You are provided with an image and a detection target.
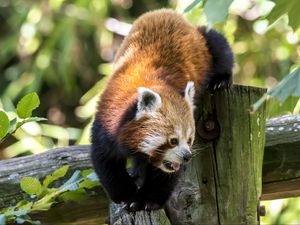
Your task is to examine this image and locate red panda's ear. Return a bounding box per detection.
[136,87,162,118]
[184,81,195,109]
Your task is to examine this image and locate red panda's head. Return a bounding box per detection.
[119,82,195,173]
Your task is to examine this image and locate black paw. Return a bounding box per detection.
[126,201,163,211]
[205,72,232,92]
[126,201,144,211]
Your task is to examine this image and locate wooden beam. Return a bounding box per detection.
[0,106,299,219]
[262,114,300,200]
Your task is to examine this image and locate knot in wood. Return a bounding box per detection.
[197,115,220,141]
[204,120,215,131]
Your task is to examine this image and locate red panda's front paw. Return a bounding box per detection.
[126,201,144,211]
[126,201,163,211]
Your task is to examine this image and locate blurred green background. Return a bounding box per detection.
[0,0,299,224]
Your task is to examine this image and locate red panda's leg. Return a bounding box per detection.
[128,165,181,211]
[91,120,137,203]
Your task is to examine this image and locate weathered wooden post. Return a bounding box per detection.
[110,85,267,225]
[166,85,267,225]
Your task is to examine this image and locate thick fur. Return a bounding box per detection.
[91,9,233,211]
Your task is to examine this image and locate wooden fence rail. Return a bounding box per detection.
[0,86,299,225]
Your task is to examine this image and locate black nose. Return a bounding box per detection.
[183,150,192,162]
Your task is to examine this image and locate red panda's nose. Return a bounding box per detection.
[183,149,192,162]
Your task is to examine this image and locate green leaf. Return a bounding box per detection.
[86,172,99,182]
[43,165,70,188]
[204,0,234,25]
[252,67,300,112]
[0,214,6,225]
[267,67,300,101]
[266,0,300,31]
[31,202,54,211]
[16,201,33,211]
[20,177,42,195]
[183,0,202,13]
[0,111,9,139]
[16,93,40,119]
[59,189,87,202]
[81,168,94,177]
[59,170,82,191]
[7,118,17,133]
[78,179,99,189]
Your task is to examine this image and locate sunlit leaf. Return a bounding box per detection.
[20,177,42,195]
[0,111,9,139]
[204,0,234,25]
[43,165,70,188]
[183,0,202,13]
[16,93,40,119]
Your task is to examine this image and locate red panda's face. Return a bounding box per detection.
[119,82,195,173]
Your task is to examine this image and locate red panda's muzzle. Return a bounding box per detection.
[162,160,181,172]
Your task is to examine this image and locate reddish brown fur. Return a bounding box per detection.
[97,9,211,137]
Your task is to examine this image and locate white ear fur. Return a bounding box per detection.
[136,87,161,119]
[184,81,195,109]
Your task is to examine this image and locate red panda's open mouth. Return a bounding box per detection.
[162,160,181,172]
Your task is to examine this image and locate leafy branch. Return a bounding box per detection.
[0,92,46,145]
[0,166,100,225]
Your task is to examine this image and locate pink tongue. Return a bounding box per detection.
[171,162,181,171]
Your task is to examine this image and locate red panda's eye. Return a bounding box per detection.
[187,138,192,145]
[170,138,178,146]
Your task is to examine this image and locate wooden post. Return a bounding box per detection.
[166,85,267,225]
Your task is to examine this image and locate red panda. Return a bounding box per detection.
[91,9,233,211]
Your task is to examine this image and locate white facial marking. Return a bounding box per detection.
[140,135,166,154]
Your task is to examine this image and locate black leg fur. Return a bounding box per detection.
[91,119,137,203]
[127,164,180,211]
[199,26,234,91]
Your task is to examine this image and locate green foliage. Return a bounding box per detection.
[204,0,234,26]
[0,166,100,225]
[0,92,46,144]
[252,67,300,112]
[266,0,300,31]
[43,165,69,188]
[20,177,43,196]
[183,0,202,13]
[183,0,233,25]
[0,92,46,145]
[0,111,9,139]
[16,93,40,119]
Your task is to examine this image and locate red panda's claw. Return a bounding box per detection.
[127,201,144,212]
